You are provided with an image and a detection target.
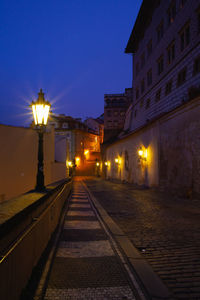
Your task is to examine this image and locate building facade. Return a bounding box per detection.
[103,0,200,197]
[49,114,100,175]
[125,0,200,131]
[84,117,104,144]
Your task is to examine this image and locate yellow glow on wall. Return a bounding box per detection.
[75,157,80,166]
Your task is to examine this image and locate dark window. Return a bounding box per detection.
[147,69,152,86]
[120,111,125,116]
[141,52,145,69]
[198,9,200,33]
[165,80,173,95]
[157,55,164,75]
[146,98,151,109]
[167,41,175,64]
[180,22,190,51]
[157,20,164,42]
[140,98,144,107]
[193,56,200,75]
[136,62,139,75]
[177,67,187,87]
[147,39,152,57]
[136,88,139,100]
[134,110,137,118]
[180,0,186,9]
[168,1,176,25]
[114,111,118,116]
[107,110,111,117]
[155,88,162,102]
[141,79,145,94]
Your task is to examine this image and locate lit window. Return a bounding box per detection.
[177,67,187,87]
[167,1,176,25]
[157,20,164,42]
[167,41,175,64]
[180,22,190,51]
[147,69,152,86]
[193,56,200,75]
[155,88,162,102]
[165,80,173,95]
[157,55,164,75]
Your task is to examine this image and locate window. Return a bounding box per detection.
[157,55,164,75]
[141,52,145,69]
[141,79,145,94]
[147,69,152,86]
[62,123,68,128]
[180,0,186,9]
[120,111,125,116]
[197,8,200,33]
[155,88,162,102]
[165,80,173,95]
[134,110,137,118]
[107,110,111,117]
[167,41,175,64]
[136,88,139,100]
[114,111,118,116]
[140,98,144,107]
[193,56,200,75]
[147,39,152,57]
[180,22,190,51]
[157,21,164,42]
[145,98,151,109]
[177,67,187,87]
[136,62,139,76]
[168,1,176,25]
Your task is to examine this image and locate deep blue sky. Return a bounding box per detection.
[0,0,142,126]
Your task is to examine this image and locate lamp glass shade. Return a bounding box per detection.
[32,104,50,125]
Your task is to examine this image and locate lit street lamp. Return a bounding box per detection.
[31,89,51,191]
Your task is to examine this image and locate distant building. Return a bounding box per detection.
[125,0,200,131]
[48,114,100,175]
[104,88,132,141]
[84,116,104,144]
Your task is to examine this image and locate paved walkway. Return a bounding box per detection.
[83,177,200,300]
[44,180,140,300]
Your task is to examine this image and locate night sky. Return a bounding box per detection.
[0,0,142,126]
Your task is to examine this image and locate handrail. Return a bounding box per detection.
[0,180,70,264]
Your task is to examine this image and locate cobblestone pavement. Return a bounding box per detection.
[44,179,140,300]
[83,177,200,300]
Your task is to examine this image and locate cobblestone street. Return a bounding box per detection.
[83,177,200,300]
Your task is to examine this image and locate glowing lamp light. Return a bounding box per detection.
[138,148,143,157]
[105,162,108,166]
[144,149,148,159]
[32,89,51,126]
[84,150,89,155]
[67,161,72,167]
[96,162,100,166]
[75,157,80,162]
[115,158,119,164]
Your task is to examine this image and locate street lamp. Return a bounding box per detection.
[31,89,51,191]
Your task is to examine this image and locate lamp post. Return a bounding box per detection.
[31,89,51,191]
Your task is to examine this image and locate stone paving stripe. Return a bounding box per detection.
[69,203,91,208]
[67,210,95,217]
[46,256,130,288]
[66,216,97,221]
[60,229,108,242]
[70,200,89,205]
[56,240,115,258]
[70,199,89,203]
[64,220,100,230]
[45,286,136,300]
[69,207,92,211]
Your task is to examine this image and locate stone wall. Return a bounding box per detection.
[104,97,200,197]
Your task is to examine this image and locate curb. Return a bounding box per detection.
[83,181,172,300]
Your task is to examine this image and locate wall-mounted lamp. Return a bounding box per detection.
[115,158,119,164]
[67,161,72,167]
[138,147,148,161]
[96,162,100,166]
